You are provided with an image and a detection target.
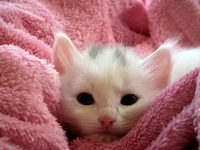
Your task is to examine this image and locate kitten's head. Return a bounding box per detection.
[53,32,171,143]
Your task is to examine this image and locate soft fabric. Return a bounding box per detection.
[0,0,200,149]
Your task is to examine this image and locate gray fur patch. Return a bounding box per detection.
[115,48,127,65]
[88,44,103,59]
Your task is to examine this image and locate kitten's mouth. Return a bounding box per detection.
[90,131,120,143]
[98,131,114,136]
[97,128,117,135]
[98,130,121,139]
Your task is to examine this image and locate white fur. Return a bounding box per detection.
[53,32,200,143]
[157,42,200,84]
[170,48,200,83]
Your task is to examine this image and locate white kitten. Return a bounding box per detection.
[52,32,200,143]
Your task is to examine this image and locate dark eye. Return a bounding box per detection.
[77,93,94,105]
[121,94,138,106]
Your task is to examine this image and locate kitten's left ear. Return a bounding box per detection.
[141,45,172,89]
[52,32,80,74]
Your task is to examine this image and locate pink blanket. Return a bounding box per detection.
[1,0,200,149]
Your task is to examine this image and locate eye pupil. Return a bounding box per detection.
[121,94,138,106]
[77,93,94,105]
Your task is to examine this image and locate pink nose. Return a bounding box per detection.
[99,116,116,129]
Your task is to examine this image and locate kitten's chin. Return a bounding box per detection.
[89,133,121,143]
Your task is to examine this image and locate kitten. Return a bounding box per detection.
[52,32,200,143]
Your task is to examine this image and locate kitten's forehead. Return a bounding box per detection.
[88,44,128,66]
[76,45,140,105]
[71,45,144,105]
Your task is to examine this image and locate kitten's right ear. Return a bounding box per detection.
[52,32,80,74]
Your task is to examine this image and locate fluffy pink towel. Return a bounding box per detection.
[0,0,200,149]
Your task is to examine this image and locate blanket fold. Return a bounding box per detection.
[0,0,200,149]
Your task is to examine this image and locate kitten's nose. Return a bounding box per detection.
[99,116,116,129]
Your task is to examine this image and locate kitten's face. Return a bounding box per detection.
[53,33,171,143]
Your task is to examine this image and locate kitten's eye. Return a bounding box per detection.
[77,93,94,105]
[121,94,138,106]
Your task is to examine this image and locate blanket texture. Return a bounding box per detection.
[0,0,200,149]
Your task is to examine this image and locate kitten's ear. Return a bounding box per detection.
[142,45,172,89]
[52,32,80,74]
